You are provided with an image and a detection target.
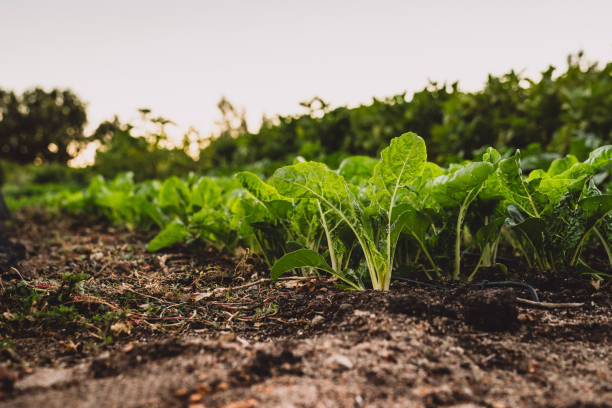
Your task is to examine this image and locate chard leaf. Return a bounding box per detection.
[269,162,364,236]
[235,171,291,218]
[269,160,384,288]
[482,147,502,164]
[269,161,377,278]
[147,219,190,252]
[429,162,494,207]
[190,208,237,248]
[555,145,612,180]
[337,156,379,186]
[547,155,578,176]
[368,132,427,288]
[538,176,587,204]
[570,195,612,265]
[427,161,495,279]
[191,177,222,209]
[370,132,426,209]
[132,195,168,228]
[585,145,612,170]
[270,249,360,289]
[497,153,545,217]
[578,195,612,225]
[505,215,550,270]
[236,171,285,202]
[158,177,191,212]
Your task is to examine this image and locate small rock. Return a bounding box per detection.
[327,353,354,370]
[90,252,104,261]
[311,315,325,326]
[189,393,203,403]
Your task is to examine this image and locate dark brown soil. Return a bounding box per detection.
[0,211,611,407]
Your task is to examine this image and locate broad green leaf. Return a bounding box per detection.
[269,162,363,231]
[482,147,501,164]
[429,162,494,208]
[367,132,427,287]
[579,194,612,223]
[547,155,578,176]
[527,169,546,181]
[191,177,222,209]
[270,249,360,289]
[539,176,587,204]
[235,171,291,218]
[158,177,190,211]
[147,219,190,252]
[585,145,612,170]
[236,171,286,202]
[569,195,612,265]
[270,249,335,279]
[426,161,495,279]
[269,161,387,288]
[110,172,135,192]
[370,132,427,207]
[337,155,379,186]
[497,153,545,217]
[555,145,612,180]
[190,208,237,248]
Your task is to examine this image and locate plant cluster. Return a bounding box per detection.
[35,133,612,290]
[201,53,612,174]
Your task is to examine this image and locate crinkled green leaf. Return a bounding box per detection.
[337,155,379,186]
[547,155,578,176]
[370,132,427,208]
[158,177,190,211]
[429,162,494,208]
[191,177,222,209]
[497,153,545,217]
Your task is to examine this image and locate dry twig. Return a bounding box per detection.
[516,297,584,309]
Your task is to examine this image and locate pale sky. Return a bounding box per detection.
[1,0,611,140]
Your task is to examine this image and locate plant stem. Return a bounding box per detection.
[317,200,338,273]
[453,194,470,280]
[593,227,612,266]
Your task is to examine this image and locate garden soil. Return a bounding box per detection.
[0,211,610,407]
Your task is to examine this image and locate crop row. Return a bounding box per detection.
[42,133,612,290]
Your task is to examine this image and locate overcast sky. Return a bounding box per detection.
[1,0,611,139]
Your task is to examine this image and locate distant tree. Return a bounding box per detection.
[0,87,87,164]
[199,98,249,168]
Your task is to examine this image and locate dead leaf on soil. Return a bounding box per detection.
[110,322,131,336]
[193,292,214,302]
[158,255,169,273]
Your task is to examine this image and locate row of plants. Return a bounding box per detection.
[201,53,612,175]
[29,133,612,290]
